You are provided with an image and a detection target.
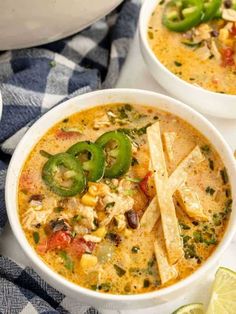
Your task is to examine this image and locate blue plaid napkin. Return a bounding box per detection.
[0,1,140,312]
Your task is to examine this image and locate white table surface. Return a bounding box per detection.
[0,27,236,314]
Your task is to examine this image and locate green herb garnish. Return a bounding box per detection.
[208,158,214,170]
[33,232,40,244]
[205,186,215,195]
[39,150,52,159]
[114,264,126,277]
[131,246,140,253]
[179,222,191,230]
[54,206,63,213]
[59,251,74,271]
[143,279,150,288]
[201,145,210,154]
[220,167,229,184]
[174,61,182,67]
[105,202,115,210]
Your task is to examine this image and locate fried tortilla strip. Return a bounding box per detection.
[140,172,187,232]
[168,145,207,221]
[168,145,205,192]
[163,132,177,161]
[175,185,208,221]
[140,197,160,232]
[147,122,183,264]
[154,226,178,284]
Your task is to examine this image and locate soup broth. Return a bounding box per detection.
[18,104,231,294]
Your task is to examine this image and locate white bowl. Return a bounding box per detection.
[0,0,123,50]
[139,0,236,119]
[5,89,236,309]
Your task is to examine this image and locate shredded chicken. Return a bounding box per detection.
[22,201,52,230]
[222,9,236,22]
[83,235,102,243]
[210,39,221,60]
[101,193,134,226]
[114,214,127,231]
[196,42,212,60]
[193,23,212,42]
[93,114,111,129]
[77,204,98,230]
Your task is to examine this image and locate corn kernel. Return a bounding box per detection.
[88,182,109,196]
[219,28,229,43]
[80,254,97,269]
[81,193,98,207]
[124,228,132,237]
[92,226,107,238]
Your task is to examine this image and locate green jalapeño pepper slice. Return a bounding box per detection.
[202,0,221,22]
[96,131,132,178]
[67,141,105,182]
[162,0,203,32]
[42,153,86,197]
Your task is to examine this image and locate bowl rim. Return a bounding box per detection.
[5,88,236,303]
[139,0,236,100]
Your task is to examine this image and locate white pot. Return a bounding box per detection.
[139,0,236,119]
[5,89,236,309]
[0,0,123,50]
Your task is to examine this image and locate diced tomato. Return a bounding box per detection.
[86,241,96,252]
[230,24,236,36]
[139,171,152,196]
[221,47,235,67]
[37,239,48,254]
[69,237,95,257]
[55,129,80,140]
[47,231,71,250]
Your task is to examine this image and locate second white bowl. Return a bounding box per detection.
[139,0,236,119]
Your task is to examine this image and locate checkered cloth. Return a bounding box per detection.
[0,1,140,312]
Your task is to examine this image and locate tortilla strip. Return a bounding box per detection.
[154,226,178,284]
[168,146,205,191]
[163,132,176,161]
[140,197,160,232]
[140,172,187,232]
[175,184,208,221]
[147,122,183,264]
[169,145,207,220]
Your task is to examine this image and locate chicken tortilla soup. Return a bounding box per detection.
[18,104,232,294]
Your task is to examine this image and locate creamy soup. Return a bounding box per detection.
[148,0,236,94]
[18,104,231,294]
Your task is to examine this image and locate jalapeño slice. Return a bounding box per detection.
[96,131,132,178]
[67,141,105,182]
[162,0,203,32]
[202,0,221,22]
[42,153,86,197]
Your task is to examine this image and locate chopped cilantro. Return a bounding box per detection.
[208,158,214,170]
[143,279,150,288]
[33,232,40,244]
[114,264,126,277]
[205,186,215,195]
[131,246,140,253]
[59,251,74,271]
[174,61,182,67]
[220,167,229,184]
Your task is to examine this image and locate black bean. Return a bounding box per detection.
[224,0,232,8]
[106,232,122,246]
[125,210,139,229]
[50,219,69,232]
[29,194,44,202]
[211,30,219,37]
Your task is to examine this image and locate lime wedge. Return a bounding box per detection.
[173,303,204,314]
[206,267,236,314]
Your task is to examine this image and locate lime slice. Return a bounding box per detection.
[206,267,236,314]
[173,303,204,314]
